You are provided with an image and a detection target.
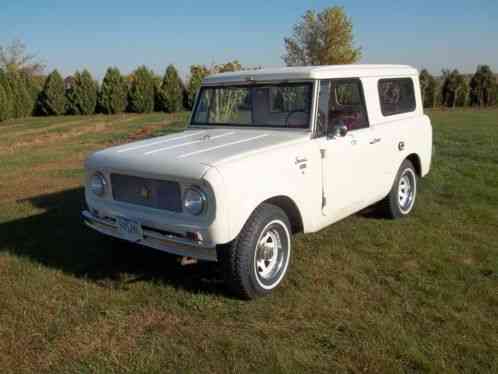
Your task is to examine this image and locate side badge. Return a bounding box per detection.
[295,156,307,174]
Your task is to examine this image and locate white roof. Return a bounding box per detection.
[203,64,418,84]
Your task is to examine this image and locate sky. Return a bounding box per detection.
[1,0,497,80]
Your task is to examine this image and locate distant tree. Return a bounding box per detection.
[0,83,7,121]
[419,69,438,108]
[456,78,469,107]
[434,77,445,108]
[157,65,184,113]
[128,66,155,113]
[0,39,45,75]
[211,60,242,74]
[18,71,44,115]
[8,72,34,118]
[152,73,162,110]
[66,69,97,115]
[469,65,496,107]
[441,69,467,108]
[0,69,14,119]
[495,81,498,106]
[283,6,361,66]
[39,70,66,115]
[98,67,128,114]
[185,64,209,109]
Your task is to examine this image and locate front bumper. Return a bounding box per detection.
[82,210,217,261]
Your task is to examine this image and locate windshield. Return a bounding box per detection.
[191,83,313,129]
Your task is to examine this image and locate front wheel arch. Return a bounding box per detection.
[262,196,303,234]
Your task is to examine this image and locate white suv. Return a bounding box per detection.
[83,64,432,299]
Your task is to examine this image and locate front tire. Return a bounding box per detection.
[379,159,417,219]
[219,203,292,299]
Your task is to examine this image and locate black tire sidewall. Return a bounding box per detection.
[222,203,292,299]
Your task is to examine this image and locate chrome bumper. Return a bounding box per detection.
[81,210,217,261]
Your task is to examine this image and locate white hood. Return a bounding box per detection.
[86,128,310,179]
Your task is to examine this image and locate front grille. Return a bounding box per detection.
[110,174,182,212]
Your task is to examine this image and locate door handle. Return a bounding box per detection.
[369,138,381,144]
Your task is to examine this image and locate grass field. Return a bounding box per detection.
[0,109,497,373]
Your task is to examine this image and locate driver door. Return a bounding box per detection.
[316,79,378,223]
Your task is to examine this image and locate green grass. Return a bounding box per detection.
[0,110,497,373]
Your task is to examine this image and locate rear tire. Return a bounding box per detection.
[218,203,292,299]
[379,159,417,219]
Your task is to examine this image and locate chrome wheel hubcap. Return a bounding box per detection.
[255,229,281,279]
[253,219,291,290]
[398,169,416,213]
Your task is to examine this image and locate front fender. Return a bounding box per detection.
[206,144,321,244]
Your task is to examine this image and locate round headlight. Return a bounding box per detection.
[183,187,207,215]
[90,173,107,196]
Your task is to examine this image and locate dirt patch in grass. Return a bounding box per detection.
[105,124,170,146]
[0,122,112,153]
[125,126,157,141]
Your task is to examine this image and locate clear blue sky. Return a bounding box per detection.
[1,0,497,79]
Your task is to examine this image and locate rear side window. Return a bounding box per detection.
[378,78,416,116]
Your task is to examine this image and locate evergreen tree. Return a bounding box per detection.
[469,65,496,107]
[0,69,14,119]
[128,66,155,113]
[456,80,469,107]
[185,65,209,110]
[39,69,66,115]
[441,69,467,108]
[419,69,437,108]
[157,65,183,112]
[19,72,43,115]
[98,67,127,114]
[0,83,7,121]
[6,72,33,118]
[66,69,97,115]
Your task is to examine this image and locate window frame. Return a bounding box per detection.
[377,77,416,117]
[313,77,370,138]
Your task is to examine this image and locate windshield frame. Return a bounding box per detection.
[189,80,316,131]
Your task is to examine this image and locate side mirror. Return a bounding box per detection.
[327,120,348,139]
[334,124,349,137]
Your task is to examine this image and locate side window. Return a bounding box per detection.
[378,78,416,116]
[330,79,369,131]
[316,79,369,137]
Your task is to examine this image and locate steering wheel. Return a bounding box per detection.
[285,110,308,128]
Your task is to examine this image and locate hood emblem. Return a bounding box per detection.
[140,186,151,200]
[202,134,211,142]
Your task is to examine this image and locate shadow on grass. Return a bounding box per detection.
[1,187,225,295]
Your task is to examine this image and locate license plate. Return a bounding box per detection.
[116,217,143,242]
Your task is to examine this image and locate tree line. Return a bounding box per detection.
[1,62,496,123]
[1,25,497,123]
[0,58,245,122]
[420,66,497,109]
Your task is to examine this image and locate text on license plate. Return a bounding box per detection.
[116,217,143,241]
